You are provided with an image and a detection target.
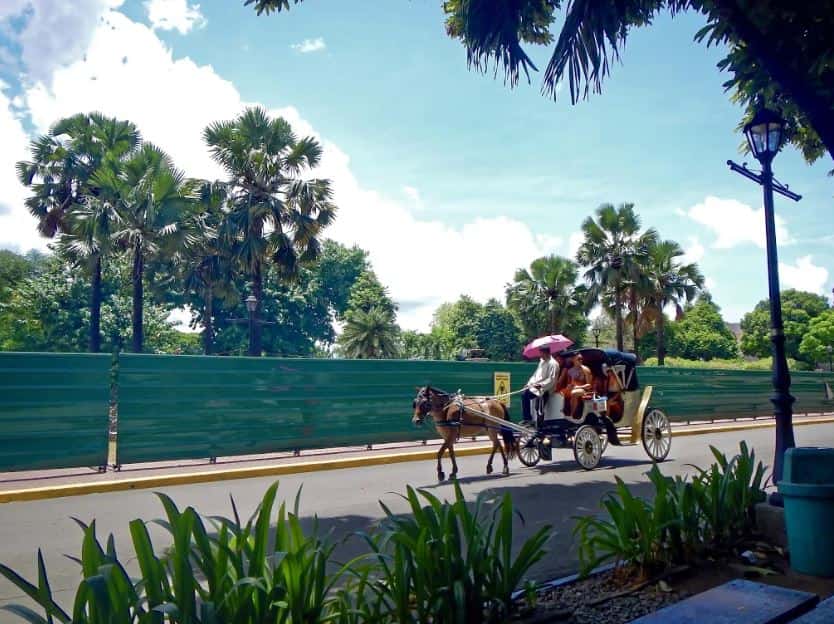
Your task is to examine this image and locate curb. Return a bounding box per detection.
[1,417,832,504]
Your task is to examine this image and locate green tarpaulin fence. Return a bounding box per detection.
[1,352,831,471]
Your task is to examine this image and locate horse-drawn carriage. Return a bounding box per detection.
[517,347,672,470]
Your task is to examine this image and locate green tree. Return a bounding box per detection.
[475,298,523,360]
[641,239,704,365]
[431,296,483,355]
[799,310,834,368]
[344,270,397,320]
[249,2,834,163]
[311,241,369,320]
[576,203,655,351]
[740,290,830,364]
[0,250,36,301]
[337,307,400,359]
[667,297,738,361]
[16,113,140,351]
[0,253,186,353]
[204,107,336,355]
[506,255,587,344]
[91,144,196,353]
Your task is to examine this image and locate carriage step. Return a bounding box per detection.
[629,579,818,623]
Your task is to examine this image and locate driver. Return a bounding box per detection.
[521,346,559,424]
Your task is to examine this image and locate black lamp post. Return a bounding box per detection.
[591,319,602,348]
[827,345,833,373]
[727,104,802,499]
[245,295,258,357]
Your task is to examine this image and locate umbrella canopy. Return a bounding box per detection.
[522,334,574,359]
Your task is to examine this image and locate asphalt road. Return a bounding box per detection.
[1,424,833,615]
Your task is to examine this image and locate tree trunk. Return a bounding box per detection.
[251,262,263,356]
[614,284,624,351]
[89,255,102,353]
[549,306,557,334]
[630,289,639,361]
[657,311,666,366]
[203,284,214,355]
[131,243,144,353]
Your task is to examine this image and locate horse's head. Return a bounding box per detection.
[412,385,432,426]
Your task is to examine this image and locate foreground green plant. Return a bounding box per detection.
[574,442,767,579]
[0,482,552,623]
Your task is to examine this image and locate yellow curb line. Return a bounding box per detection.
[1,417,832,504]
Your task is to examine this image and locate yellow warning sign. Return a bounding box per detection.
[494,372,511,407]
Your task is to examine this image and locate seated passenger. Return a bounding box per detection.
[562,353,592,419]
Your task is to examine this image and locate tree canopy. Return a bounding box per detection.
[799,310,834,367]
[741,289,830,364]
[665,297,738,361]
[248,0,834,164]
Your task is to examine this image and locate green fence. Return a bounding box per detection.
[0,352,832,471]
[0,352,111,471]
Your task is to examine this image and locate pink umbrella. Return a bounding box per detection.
[522,334,574,359]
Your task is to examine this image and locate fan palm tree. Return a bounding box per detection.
[91,144,197,352]
[642,240,705,365]
[505,255,587,339]
[178,182,236,355]
[339,307,400,359]
[16,113,140,351]
[204,107,336,355]
[576,203,656,351]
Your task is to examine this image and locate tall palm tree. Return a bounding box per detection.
[178,182,236,355]
[16,113,140,352]
[576,203,656,351]
[204,107,336,355]
[642,240,705,365]
[338,307,400,359]
[505,255,587,339]
[91,144,196,352]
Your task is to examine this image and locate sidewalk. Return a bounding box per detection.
[1,414,832,503]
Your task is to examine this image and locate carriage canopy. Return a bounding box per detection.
[561,347,639,392]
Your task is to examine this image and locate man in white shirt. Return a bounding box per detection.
[521,346,559,424]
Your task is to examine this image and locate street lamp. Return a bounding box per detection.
[727,103,802,500]
[245,295,258,357]
[591,319,603,348]
[827,345,833,373]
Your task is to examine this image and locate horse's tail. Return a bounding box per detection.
[499,403,517,460]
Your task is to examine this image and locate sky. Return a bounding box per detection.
[0,0,831,331]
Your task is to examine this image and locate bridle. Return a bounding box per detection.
[412,386,456,424]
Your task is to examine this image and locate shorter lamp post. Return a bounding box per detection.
[827,345,833,373]
[592,322,602,348]
[228,295,276,357]
[727,104,801,499]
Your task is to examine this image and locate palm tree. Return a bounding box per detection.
[16,113,140,352]
[576,203,656,351]
[178,182,236,355]
[642,240,705,365]
[338,307,400,359]
[204,107,336,355]
[91,144,196,352]
[505,255,587,340]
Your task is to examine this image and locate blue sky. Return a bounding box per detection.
[0,0,831,330]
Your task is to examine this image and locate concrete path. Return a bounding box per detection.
[1,422,832,615]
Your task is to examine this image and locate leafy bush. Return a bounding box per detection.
[0,482,551,623]
[642,356,809,371]
[575,442,767,579]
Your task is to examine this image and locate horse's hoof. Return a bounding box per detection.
[438,471,445,482]
[502,467,510,476]
[448,472,457,481]
[486,464,493,475]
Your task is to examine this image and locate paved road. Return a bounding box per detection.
[1,424,833,613]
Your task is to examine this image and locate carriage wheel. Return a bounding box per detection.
[599,432,608,456]
[573,425,602,470]
[517,427,541,468]
[642,408,672,462]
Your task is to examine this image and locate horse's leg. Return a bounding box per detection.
[448,441,458,480]
[498,430,510,475]
[486,430,497,474]
[436,438,447,482]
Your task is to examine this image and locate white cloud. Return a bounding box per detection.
[291,37,326,54]
[779,256,829,294]
[402,185,422,209]
[145,0,205,34]
[0,0,124,83]
[4,8,560,331]
[566,231,584,260]
[686,195,790,249]
[682,236,704,264]
[0,85,49,254]
[704,276,717,290]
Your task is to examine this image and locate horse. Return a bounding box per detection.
[412,385,517,481]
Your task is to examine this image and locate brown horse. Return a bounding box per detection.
[412,385,517,481]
